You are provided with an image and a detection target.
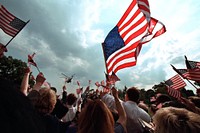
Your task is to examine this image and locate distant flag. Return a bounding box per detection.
[84,86,90,93]
[28,52,37,67]
[110,72,120,83]
[101,80,105,86]
[102,0,166,75]
[171,64,200,82]
[0,4,27,37]
[95,81,101,87]
[185,55,200,69]
[165,74,186,90]
[88,80,91,85]
[77,81,80,87]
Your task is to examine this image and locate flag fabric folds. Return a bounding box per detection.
[185,56,200,69]
[171,65,200,82]
[0,4,26,37]
[165,74,186,90]
[28,53,37,67]
[166,86,182,99]
[102,0,166,74]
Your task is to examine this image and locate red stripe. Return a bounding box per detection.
[113,61,137,74]
[107,50,136,73]
[117,0,137,26]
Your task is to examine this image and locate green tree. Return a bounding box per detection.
[0,56,28,86]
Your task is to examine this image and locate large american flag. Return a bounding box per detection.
[102,0,166,74]
[0,4,26,37]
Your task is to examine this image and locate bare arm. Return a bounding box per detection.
[20,67,31,96]
[111,87,127,132]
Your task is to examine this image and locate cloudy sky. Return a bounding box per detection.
[1,0,200,94]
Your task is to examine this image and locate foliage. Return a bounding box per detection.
[0,56,34,87]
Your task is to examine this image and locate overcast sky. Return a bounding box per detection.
[1,0,200,94]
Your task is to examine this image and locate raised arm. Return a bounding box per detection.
[111,87,127,131]
[20,67,31,96]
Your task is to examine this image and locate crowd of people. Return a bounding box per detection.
[1,65,200,133]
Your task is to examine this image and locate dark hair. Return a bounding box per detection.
[67,93,77,105]
[126,87,140,103]
[50,87,57,93]
[0,78,45,133]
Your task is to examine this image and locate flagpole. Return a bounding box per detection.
[36,66,41,73]
[170,64,198,90]
[101,42,109,74]
[5,20,30,47]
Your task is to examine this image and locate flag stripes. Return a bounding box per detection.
[0,4,26,37]
[165,74,186,90]
[103,0,166,75]
[104,0,148,74]
[167,87,181,99]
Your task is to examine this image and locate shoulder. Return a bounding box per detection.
[114,122,126,133]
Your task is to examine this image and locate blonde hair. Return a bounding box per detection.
[153,107,200,133]
[35,88,56,114]
[78,99,115,133]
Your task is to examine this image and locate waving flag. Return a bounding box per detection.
[166,86,182,99]
[165,74,186,90]
[28,52,37,67]
[0,4,27,37]
[185,56,200,69]
[171,65,200,82]
[102,0,166,74]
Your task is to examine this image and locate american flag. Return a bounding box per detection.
[185,56,200,69]
[0,4,26,37]
[102,0,166,74]
[166,86,182,99]
[110,72,120,83]
[171,65,200,82]
[95,81,101,87]
[165,74,186,90]
[28,53,37,67]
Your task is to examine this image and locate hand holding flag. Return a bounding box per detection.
[36,72,46,84]
[0,43,7,58]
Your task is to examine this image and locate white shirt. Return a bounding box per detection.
[123,101,151,133]
[62,105,76,122]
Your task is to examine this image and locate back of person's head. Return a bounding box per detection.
[78,99,114,133]
[0,78,45,133]
[153,107,200,133]
[126,87,140,103]
[155,94,171,105]
[188,96,200,108]
[67,93,77,106]
[50,87,57,93]
[35,88,57,114]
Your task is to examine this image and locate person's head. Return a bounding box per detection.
[153,107,200,133]
[66,93,77,106]
[0,78,45,133]
[50,87,57,93]
[78,99,114,133]
[155,94,171,105]
[125,87,140,103]
[35,88,56,114]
